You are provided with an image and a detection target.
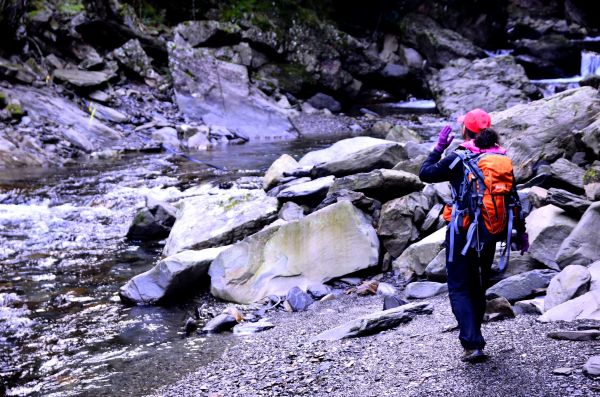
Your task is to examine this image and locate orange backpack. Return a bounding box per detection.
[445,150,521,270]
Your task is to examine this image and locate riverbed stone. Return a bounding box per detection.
[202,313,239,334]
[583,356,600,377]
[486,269,557,302]
[378,192,431,258]
[513,297,545,315]
[233,319,275,335]
[277,176,335,204]
[328,169,423,202]
[539,289,600,322]
[209,201,380,304]
[546,188,591,216]
[278,201,305,221]
[264,154,300,190]
[547,331,600,341]
[385,125,422,144]
[126,200,176,241]
[492,87,600,181]
[589,261,600,291]
[556,201,600,268]
[405,281,448,299]
[526,205,577,270]
[119,247,228,305]
[163,188,278,256]
[544,265,591,311]
[299,137,394,166]
[392,227,446,280]
[484,297,515,322]
[53,68,113,88]
[285,287,314,312]
[310,301,433,341]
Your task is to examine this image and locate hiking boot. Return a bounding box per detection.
[462,348,487,363]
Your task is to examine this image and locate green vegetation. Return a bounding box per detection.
[58,0,84,15]
[128,0,166,25]
[218,0,332,29]
[584,168,600,184]
[6,103,24,118]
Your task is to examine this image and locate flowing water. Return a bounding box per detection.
[0,136,346,396]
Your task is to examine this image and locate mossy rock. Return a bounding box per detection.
[58,0,84,15]
[584,167,600,185]
[0,92,6,108]
[6,103,24,119]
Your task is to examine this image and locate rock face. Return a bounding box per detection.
[544,265,591,311]
[556,202,600,268]
[119,248,227,305]
[429,56,536,117]
[310,302,433,341]
[169,29,296,140]
[392,227,446,279]
[209,201,380,304]
[539,290,600,322]
[378,192,431,258]
[328,169,424,202]
[163,189,278,256]
[400,14,484,68]
[486,269,557,302]
[493,87,600,181]
[405,281,448,299]
[526,205,577,270]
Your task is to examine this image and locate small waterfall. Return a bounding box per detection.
[581,51,600,76]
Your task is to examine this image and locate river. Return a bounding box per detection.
[0,136,346,396]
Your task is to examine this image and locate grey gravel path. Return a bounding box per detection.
[153,294,600,397]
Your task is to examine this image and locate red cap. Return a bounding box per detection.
[457,109,491,133]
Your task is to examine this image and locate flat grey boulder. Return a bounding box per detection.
[546,188,591,216]
[299,137,395,166]
[53,69,113,88]
[544,265,591,311]
[312,143,407,178]
[429,56,534,117]
[277,176,335,203]
[385,125,422,144]
[310,302,433,342]
[163,188,278,256]
[556,201,600,268]
[405,281,448,299]
[233,319,275,335]
[493,87,600,181]
[486,269,557,302]
[539,290,600,322]
[550,158,585,192]
[526,205,577,270]
[378,192,431,258]
[547,331,600,341]
[119,247,227,305]
[393,227,446,280]
[328,169,424,202]
[209,201,380,304]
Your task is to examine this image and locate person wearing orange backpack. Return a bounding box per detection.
[419,109,529,363]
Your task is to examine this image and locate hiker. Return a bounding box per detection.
[419,109,529,363]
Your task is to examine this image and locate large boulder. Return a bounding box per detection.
[405,281,448,299]
[312,144,407,178]
[163,189,278,256]
[328,169,424,202]
[53,69,115,88]
[546,188,591,217]
[276,176,335,205]
[429,56,537,117]
[299,137,398,166]
[169,32,295,140]
[549,159,585,193]
[544,265,591,311]
[119,248,227,305]
[556,202,600,268]
[392,227,446,280]
[127,199,177,241]
[378,192,431,258]
[209,201,380,304]
[525,205,577,270]
[492,87,600,181]
[400,13,484,68]
[486,269,557,302]
[539,289,600,322]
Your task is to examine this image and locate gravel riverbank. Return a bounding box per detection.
[154,293,599,397]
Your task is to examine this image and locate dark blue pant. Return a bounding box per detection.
[445,228,495,350]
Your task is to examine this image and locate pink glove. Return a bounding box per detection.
[434,125,454,153]
[515,232,529,255]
